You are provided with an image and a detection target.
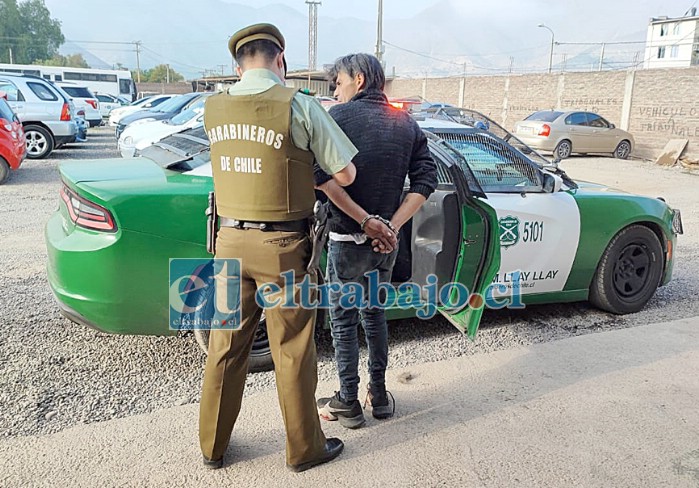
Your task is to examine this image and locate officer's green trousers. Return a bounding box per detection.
[199,227,327,466]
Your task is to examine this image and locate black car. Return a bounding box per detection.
[115,92,204,139]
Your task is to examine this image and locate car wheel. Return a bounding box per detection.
[614,140,631,159]
[0,158,10,184]
[24,125,55,159]
[194,312,273,372]
[589,225,664,314]
[554,139,572,159]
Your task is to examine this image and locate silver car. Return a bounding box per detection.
[0,73,78,159]
[514,110,634,160]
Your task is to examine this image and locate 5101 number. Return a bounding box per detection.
[522,221,544,243]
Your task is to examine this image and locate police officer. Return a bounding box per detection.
[199,23,357,472]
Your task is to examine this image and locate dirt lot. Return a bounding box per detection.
[0,128,697,439]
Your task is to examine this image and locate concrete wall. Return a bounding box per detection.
[135,82,192,97]
[386,66,699,161]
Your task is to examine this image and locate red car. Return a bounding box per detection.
[0,93,26,184]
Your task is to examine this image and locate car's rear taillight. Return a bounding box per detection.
[60,103,71,121]
[538,124,551,137]
[60,184,117,232]
[86,99,98,110]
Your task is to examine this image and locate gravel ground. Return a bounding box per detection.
[0,128,697,439]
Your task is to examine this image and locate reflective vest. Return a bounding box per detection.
[204,85,315,222]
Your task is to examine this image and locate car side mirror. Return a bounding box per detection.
[609,123,615,129]
[0,91,7,100]
[543,172,563,193]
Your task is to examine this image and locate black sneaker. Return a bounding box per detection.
[317,392,365,429]
[365,384,395,419]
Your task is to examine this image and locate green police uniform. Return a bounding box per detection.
[199,30,357,468]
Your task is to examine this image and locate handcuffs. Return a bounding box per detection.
[360,214,397,234]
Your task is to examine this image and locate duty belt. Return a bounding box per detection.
[219,217,309,232]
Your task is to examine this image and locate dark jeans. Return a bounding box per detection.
[327,240,398,402]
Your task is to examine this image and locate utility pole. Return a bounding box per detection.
[598,42,606,71]
[217,64,226,76]
[375,0,384,64]
[562,53,567,72]
[538,24,555,73]
[509,56,514,73]
[134,41,142,83]
[8,47,13,64]
[306,0,321,71]
[166,64,170,84]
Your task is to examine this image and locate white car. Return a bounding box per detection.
[108,94,175,127]
[94,93,126,119]
[118,95,208,158]
[57,83,102,127]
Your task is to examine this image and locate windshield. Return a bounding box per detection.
[0,98,16,122]
[132,96,152,107]
[525,111,563,122]
[155,94,196,113]
[169,96,206,125]
[140,126,210,171]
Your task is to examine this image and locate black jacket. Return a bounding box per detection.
[315,89,438,234]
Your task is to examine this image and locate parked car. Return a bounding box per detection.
[108,94,175,127]
[514,110,634,160]
[57,82,102,127]
[45,115,682,372]
[94,93,127,119]
[0,73,78,159]
[74,111,88,143]
[115,93,205,139]
[117,94,209,158]
[0,93,26,184]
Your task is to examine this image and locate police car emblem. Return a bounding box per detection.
[499,216,520,248]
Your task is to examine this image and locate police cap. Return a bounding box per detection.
[228,23,285,60]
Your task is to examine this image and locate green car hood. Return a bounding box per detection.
[570,180,630,196]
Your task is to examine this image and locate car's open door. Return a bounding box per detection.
[413,134,500,338]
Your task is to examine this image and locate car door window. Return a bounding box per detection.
[586,113,609,128]
[432,131,543,193]
[565,112,588,126]
[0,82,22,102]
[27,82,58,101]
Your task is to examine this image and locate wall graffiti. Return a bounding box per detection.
[636,106,699,137]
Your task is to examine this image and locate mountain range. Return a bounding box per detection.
[42,0,676,79]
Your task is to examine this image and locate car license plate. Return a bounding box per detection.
[520,126,534,134]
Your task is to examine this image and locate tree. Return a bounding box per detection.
[0,0,64,64]
[37,53,89,68]
[139,64,184,83]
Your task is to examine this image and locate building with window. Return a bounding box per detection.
[644,9,699,68]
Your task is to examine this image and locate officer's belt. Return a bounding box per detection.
[219,217,308,232]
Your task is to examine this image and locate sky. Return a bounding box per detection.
[40,0,699,79]
[222,0,689,22]
[220,0,442,21]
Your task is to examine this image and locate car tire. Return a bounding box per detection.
[614,140,631,160]
[24,125,55,159]
[589,225,664,314]
[554,139,572,160]
[0,157,10,184]
[194,307,327,373]
[194,313,274,372]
